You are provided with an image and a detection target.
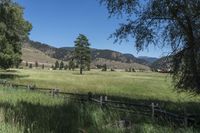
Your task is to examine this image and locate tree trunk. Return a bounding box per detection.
[80,67,83,75]
[80,58,83,75]
[186,16,200,90]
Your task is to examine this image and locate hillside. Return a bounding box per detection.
[22,43,59,67]
[23,40,151,70]
[151,56,172,70]
[138,56,158,64]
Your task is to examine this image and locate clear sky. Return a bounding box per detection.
[15,0,170,58]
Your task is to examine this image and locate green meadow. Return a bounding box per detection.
[0,69,200,133]
[2,69,200,102]
[0,87,199,133]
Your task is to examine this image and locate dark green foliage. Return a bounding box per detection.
[74,34,91,74]
[68,60,75,71]
[130,68,136,72]
[51,65,56,70]
[125,68,135,72]
[0,0,32,69]
[96,64,103,69]
[102,64,107,71]
[110,68,115,71]
[101,0,200,94]
[42,64,44,69]
[59,61,64,70]
[29,64,32,69]
[151,56,172,70]
[86,61,91,71]
[55,61,59,70]
[35,61,38,68]
[64,64,68,70]
[26,61,28,67]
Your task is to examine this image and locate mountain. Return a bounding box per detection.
[138,56,158,64]
[22,40,151,70]
[22,42,59,66]
[151,56,172,70]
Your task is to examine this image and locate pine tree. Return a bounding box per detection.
[64,64,68,70]
[55,61,59,70]
[42,64,44,69]
[74,34,91,74]
[60,61,64,70]
[51,65,55,70]
[102,64,107,71]
[26,61,28,67]
[69,60,75,71]
[29,64,32,69]
[35,61,38,68]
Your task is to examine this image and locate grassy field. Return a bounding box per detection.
[0,69,200,132]
[0,88,199,133]
[2,69,200,103]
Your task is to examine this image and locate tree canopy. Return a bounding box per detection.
[60,61,64,70]
[69,59,75,71]
[55,60,59,69]
[74,34,91,74]
[0,0,32,69]
[100,0,200,94]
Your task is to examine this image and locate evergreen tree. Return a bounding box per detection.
[51,65,55,70]
[35,61,38,68]
[42,64,44,69]
[55,61,59,70]
[60,61,64,70]
[69,60,75,71]
[74,34,91,74]
[0,0,32,69]
[26,61,28,67]
[29,64,32,69]
[64,64,68,70]
[102,64,107,71]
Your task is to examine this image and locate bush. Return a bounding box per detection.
[111,68,115,71]
[29,64,32,69]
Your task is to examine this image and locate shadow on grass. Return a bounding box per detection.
[0,96,200,133]
[0,73,29,80]
[0,101,96,133]
[91,93,200,126]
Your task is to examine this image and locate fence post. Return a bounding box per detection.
[55,89,59,97]
[52,89,55,97]
[151,103,155,120]
[104,96,108,102]
[27,85,30,90]
[9,83,13,88]
[100,96,103,105]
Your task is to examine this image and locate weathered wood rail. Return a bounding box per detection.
[0,80,197,127]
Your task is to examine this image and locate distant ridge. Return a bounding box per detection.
[22,40,152,70]
[138,56,158,64]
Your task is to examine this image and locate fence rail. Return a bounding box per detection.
[0,80,197,127]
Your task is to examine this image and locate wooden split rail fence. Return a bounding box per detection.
[0,80,197,127]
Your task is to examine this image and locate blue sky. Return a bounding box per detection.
[15,0,170,58]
